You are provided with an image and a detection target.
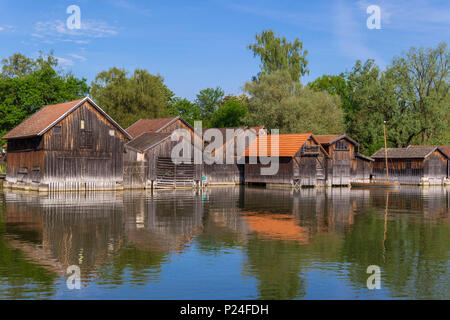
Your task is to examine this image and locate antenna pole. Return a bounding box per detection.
[384,121,389,182]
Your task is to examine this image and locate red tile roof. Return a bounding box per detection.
[315,135,341,144]
[315,134,359,146]
[126,117,179,138]
[244,133,313,157]
[2,98,85,139]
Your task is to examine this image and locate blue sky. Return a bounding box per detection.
[0,0,448,100]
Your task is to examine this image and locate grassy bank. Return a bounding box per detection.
[0,163,5,175]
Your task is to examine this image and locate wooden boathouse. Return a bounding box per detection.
[126,116,194,138]
[2,97,131,191]
[371,146,449,185]
[244,133,329,188]
[123,132,202,189]
[203,126,266,185]
[315,135,373,185]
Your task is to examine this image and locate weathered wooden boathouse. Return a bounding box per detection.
[2,97,131,191]
[315,135,373,185]
[123,132,202,189]
[371,147,449,185]
[126,116,194,138]
[244,133,329,188]
[203,126,266,185]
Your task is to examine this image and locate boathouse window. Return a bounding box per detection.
[54,126,61,135]
[109,129,115,136]
[336,141,348,150]
[80,120,85,130]
[406,160,411,169]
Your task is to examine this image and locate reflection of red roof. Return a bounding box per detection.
[242,212,308,243]
[2,98,85,139]
[244,133,313,157]
[126,117,179,138]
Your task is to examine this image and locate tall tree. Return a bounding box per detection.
[195,87,224,126]
[248,30,309,82]
[210,98,248,128]
[91,68,174,128]
[0,52,89,144]
[168,97,201,125]
[244,70,344,134]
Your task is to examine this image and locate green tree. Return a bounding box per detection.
[0,52,89,145]
[248,30,309,82]
[169,97,201,125]
[195,87,224,126]
[244,70,345,134]
[91,67,174,129]
[210,98,248,128]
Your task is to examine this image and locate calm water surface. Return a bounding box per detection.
[0,186,449,299]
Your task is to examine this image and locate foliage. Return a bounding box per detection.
[168,97,201,126]
[91,67,174,129]
[194,87,224,126]
[309,42,449,154]
[248,30,309,82]
[0,52,89,145]
[210,98,248,128]
[244,70,345,134]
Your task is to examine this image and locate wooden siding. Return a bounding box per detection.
[372,150,448,185]
[5,100,129,191]
[124,136,201,189]
[244,136,328,187]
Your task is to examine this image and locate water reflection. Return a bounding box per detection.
[0,186,449,299]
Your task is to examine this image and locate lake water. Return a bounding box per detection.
[0,185,449,300]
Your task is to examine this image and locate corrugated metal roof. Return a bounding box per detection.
[244,133,313,157]
[2,98,85,139]
[126,117,179,138]
[372,147,439,159]
[125,132,172,152]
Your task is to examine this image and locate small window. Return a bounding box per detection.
[336,141,348,150]
[109,129,115,136]
[54,126,61,134]
[80,120,85,130]
[406,160,411,169]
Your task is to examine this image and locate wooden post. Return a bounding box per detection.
[384,121,389,182]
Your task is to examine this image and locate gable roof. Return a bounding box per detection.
[244,133,328,157]
[315,134,359,146]
[372,147,449,159]
[2,97,131,140]
[125,132,172,153]
[126,116,194,138]
[407,145,450,158]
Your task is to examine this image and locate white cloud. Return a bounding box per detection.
[32,19,118,44]
[55,57,74,67]
[68,54,87,62]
